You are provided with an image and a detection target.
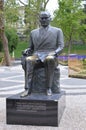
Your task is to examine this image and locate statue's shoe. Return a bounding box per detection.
[20,90,31,97]
[46,88,52,96]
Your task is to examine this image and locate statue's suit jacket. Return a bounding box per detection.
[29,25,64,55]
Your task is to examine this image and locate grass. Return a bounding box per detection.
[1,42,86,59]
[14,41,28,59]
[1,41,86,78]
[14,42,86,59]
[63,44,86,55]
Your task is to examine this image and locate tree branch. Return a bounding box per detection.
[18,0,26,6]
[43,0,50,10]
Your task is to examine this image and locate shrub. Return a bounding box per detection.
[5,27,19,53]
[0,28,19,53]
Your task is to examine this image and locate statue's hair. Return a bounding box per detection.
[39,11,51,18]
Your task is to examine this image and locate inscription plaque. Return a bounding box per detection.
[16,101,46,112]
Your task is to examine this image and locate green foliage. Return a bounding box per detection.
[4,0,19,24]
[5,28,19,53]
[52,0,86,54]
[24,0,50,34]
[24,1,42,33]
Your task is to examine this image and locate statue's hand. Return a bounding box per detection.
[48,51,55,56]
[48,51,57,57]
[22,49,28,56]
[22,48,33,56]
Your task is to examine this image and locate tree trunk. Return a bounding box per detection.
[1,31,11,66]
[0,0,11,66]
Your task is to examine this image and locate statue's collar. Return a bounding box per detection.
[40,25,50,30]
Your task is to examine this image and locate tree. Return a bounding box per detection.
[4,0,19,27]
[19,0,50,34]
[4,0,50,36]
[0,0,11,66]
[81,1,86,44]
[52,0,86,54]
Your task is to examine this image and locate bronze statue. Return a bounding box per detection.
[21,11,64,97]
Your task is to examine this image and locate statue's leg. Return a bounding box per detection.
[44,56,56,96]
[52,67,61,93]
[21,55,28,91]
[21,55,38,97]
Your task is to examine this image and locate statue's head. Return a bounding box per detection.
[39,11,51,27]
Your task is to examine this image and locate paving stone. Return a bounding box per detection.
[0,64,86,129]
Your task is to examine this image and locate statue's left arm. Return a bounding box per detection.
[55,28,64,56]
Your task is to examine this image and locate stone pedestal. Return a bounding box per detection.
[6,91,65,126]
[32,67,60,93]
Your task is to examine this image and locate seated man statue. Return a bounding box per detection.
[21,11,64,97]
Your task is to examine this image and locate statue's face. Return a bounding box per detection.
[39,12,51,27]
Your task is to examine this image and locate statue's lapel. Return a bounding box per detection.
[38,27,49,45]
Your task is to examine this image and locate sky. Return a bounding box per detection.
[46,0,58,16]
[21,0,58,16]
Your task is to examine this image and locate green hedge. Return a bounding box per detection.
[0,27,19,53]
[5,28,19,53]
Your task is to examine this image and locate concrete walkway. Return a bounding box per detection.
[0,62,86,130]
